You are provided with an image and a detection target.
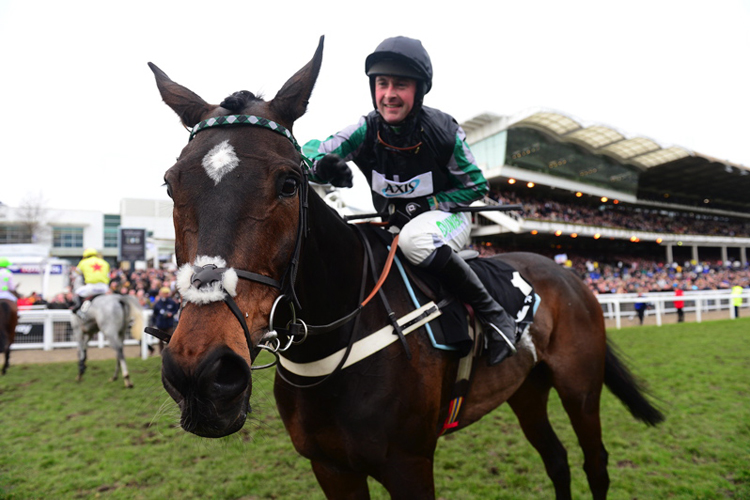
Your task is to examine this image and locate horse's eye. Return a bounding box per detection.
[163,181,173,199]
[280,177,299,197]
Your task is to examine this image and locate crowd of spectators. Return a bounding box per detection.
[487,189,750,238]
[107,266,179,307]
[571,256,750,295]
[471,242,750,295]
[472,188,750,293]
[34,266,180,310]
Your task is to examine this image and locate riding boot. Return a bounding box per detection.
[432,249,518,366]
[70,295,82,314]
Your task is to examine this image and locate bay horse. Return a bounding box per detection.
[0,298,18,375]
[149,36,663,499]
[70,276,145,388]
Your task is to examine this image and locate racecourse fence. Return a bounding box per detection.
[597,289,748,329]
[12,307,157,360]
[10,289,748,358]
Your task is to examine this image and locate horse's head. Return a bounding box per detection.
[150,37,323,437]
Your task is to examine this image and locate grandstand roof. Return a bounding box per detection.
[462,110,750,211]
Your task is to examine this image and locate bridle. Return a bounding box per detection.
[189,115,308,368]
[147,114,402,374]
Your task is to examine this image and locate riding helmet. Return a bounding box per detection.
[83,248,98,258]
[365,36,433,112]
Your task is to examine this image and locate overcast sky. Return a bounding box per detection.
[1,0,748,214]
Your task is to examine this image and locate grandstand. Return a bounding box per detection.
[461,109,750,268]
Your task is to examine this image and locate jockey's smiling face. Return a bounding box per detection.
[375,75,417,125]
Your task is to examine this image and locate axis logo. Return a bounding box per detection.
[382,179,420,197]
[371,171,434,199]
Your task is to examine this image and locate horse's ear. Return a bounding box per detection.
[148,62,213,128]
[270,35,324,127]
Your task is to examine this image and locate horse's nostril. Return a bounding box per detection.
[161,346,251,404]
[215,353,250,390]
[199,348,251,401]
[161,346,251,437]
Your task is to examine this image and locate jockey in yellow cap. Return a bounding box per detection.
[72,248,110,313]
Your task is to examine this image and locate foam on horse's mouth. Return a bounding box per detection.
[176,255,239,304]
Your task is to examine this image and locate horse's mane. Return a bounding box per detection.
[220,90,262,112]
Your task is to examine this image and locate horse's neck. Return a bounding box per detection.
[297,192,365,319]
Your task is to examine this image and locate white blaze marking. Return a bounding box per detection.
[202,140,239,184]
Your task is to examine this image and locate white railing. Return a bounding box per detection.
[12,307,158,360]
[597,289,748,329]
[11,290,748,357]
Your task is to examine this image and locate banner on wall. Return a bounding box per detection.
[119,228,146,262]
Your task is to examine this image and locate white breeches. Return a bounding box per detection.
[397,211,471,266]
[75,283,109,297]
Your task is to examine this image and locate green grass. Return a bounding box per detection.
[1,318,749,499]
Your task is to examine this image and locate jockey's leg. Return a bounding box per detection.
[399,211,518,366]
[428,247,518,365]
[70,295,82,313]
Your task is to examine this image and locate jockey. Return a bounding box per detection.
[0,257,18,302]
[72,248,110,313]
[303,36,518,365]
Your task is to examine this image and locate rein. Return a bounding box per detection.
[149,114,401,374]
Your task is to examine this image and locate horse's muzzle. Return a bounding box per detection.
[161,345,252,438]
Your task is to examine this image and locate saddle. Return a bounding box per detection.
[73,293,105,318]
[367,225,537,357]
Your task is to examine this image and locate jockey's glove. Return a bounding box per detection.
[314,154,353,188]
[387,196,435,232]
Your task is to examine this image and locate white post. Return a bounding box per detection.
[655,299,662,326]
[614,300,622,330]
[141,335,150,360]
[696,298,702,323]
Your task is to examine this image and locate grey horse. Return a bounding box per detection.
[70,277,145,388]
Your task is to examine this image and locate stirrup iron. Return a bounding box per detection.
[487,323,517,355]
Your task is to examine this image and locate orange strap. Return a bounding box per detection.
[361,234,399,307]
[377,130,422,152]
